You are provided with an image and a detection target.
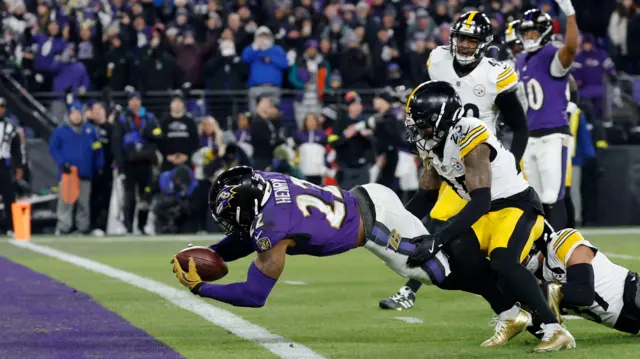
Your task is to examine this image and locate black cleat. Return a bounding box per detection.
[379,286,416,310]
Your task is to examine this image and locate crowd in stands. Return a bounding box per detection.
[0,0,635,235]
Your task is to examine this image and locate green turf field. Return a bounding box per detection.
[2,230,640,359]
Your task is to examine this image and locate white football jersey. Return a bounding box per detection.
[542,229,629,328]
[427,46,519,132]
[418,117,528,201]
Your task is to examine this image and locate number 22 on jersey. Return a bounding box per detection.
[290,177,346,229]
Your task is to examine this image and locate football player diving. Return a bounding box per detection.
[403,80,575,352]
[170,166,502,311]
[524,228,640,335]
[516,0,579,231]
[380,10,529,312]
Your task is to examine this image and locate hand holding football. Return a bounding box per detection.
[175,246,228,281]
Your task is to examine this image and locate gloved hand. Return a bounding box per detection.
[62,163,72,174]
[406,234,444,267]
[171,256,203,294]
[555,0,575,16]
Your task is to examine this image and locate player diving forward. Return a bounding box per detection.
[524,228,640,335]
[402,80,574,351]
[172,165,563,349]
[170,165,463,307]
[380,10,529,311]
[516,1,579,230]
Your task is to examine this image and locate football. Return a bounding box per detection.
[176,246,228,281]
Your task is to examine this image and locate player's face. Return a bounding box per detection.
[455,34,479,57]
[522,29,541,42]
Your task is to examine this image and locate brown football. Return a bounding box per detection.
[176,246,228,281]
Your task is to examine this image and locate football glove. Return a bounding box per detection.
[171,256,203,294]
[406,234,444,268]
[555,0,575,16]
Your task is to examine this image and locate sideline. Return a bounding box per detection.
[10,240,325,359]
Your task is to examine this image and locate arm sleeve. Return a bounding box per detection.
[49,130,65,167]
[196,262,277,308]
[436,187,491,243]
[10,132,23,168]
[241,45,258,64]
[269,46,289,69]
[495,89,529,165]
[209,234,256,262]
[550,51,572,78]
[405,188,439,220]
[288,64,305,89]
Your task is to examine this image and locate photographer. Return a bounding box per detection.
[153,164,197,234]
[111,91,162,234]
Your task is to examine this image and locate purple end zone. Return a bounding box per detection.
[0,257,184,359]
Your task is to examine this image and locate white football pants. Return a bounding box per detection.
[522,133,574,204]
[360,183,452,286]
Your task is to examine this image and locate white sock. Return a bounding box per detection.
[501,305,520,319]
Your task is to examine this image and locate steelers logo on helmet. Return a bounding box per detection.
[517,9,554,53]
[449,11,494,66]
[503,20,523,59]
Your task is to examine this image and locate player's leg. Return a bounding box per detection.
[356,184,450,290]
[522,137,541,192]
[488,208,575,351]
[379,184,466,310]
[535,133,572,229]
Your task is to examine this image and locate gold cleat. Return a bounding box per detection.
[481,308,532,347]
[547,282,564,324]
[534,323,576,352]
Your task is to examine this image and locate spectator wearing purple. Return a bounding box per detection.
[572,34,620,122]
[241,26,288,113]
[31,21,68,79]
[296,113,328,186]
[234,112,253,159]
[289,39,331,128]
[166,29,217,89]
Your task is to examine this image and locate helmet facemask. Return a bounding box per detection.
[405,104,462,154]
[450,30,492,66]
[518,12,553,53]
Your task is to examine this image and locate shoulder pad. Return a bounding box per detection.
[450,117,489,157]
[489,60,518,94]
[549,229,595,265]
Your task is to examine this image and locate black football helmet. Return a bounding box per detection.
[404,81,464,153]
[208,166,268,234]
[503,20,523,60]
[518,9,553,53]
[450,11,494,66]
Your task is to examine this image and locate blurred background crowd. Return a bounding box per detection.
[0,0,638,236]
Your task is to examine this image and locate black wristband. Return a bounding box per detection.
[191,282,204,295]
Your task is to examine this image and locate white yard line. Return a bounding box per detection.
[393,317,424,324]
[580,228,640,236]
[10,240,325,359]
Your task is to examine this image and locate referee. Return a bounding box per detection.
[0,97,24,235]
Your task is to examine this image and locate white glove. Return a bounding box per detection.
[555,0,575,16]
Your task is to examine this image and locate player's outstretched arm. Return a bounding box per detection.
[405,164,441,220]
[555,0,578,70]
[436,144,492,243]
[559,245,596,307]
[194,239,291,307]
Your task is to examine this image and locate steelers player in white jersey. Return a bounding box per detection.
[403,81,574,352]
[524,228,640,335]
[380,10,529,312]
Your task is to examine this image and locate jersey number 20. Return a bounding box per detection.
[291,177,346,229]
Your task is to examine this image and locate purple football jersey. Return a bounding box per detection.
[248,171,361,256]
[515,43,569,131]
